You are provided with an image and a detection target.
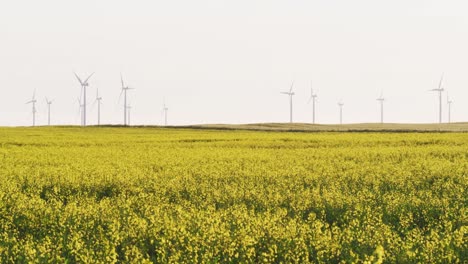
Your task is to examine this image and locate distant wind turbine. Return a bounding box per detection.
[447,92,453,124]
[338,101,344,125]
[94,88,103,126]
[308,82,318,124]
[429,74,444,124]
[162,100,169,126]
[26,90,37,127]
[281,81,295,123]
[377,92,385,124]
[45,98,54,126]
[74,72,94,126]
[119,74,134,126]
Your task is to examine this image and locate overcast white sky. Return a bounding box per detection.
[1,0,468,126]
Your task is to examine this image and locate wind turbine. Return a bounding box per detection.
[429,74,444,124]
[119,74,134,126]
[74,72,94,126]
[162,100,169,126]
[338,101,344,125]
[447,92,453,124]
[26,90,37,127]
[308,82,318,124]
[281,81,295,123]
[45,98,54,126]
[377,92,385,124]
[95,88,103,126]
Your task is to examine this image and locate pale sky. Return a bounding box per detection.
[1,0,468,126]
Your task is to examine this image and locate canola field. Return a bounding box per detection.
[0,127,466,263]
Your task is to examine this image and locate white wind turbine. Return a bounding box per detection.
[338,101,344,125]
[26,90,37,127]
[429,74,444,124]
[94,88,103,126]
[447,92,453,124]
[45,98,54,126]
[376,92,385,124]
[162,100,169,126]
[307,82,318,124]
[281,81,295,123]
[74,72,94,126]
[119,74,134,126]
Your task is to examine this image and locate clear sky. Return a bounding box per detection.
[1,0,468,126]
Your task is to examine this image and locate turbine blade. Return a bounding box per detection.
[289,81,294,93]
[118,89,124,104]
[438,73,444,90]
[74,72,83,85]
[120,73,125,88]
[310,80,316,96]
[84,72,95,83]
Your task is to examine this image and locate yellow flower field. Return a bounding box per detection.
[0,127,466,263]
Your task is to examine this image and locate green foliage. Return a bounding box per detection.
[0,127,466,263]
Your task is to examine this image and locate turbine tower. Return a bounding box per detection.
[95,88,103,126]
[163,101,169,126]
[447,92,453,124]
[46,98,53,126]
[74,72,94,126]
[429,74,444,124]
[377,93,385,124]
[26,90,37,127]
[77,98,84,126]
[280,81,295,123]
[127,104,132,126]
[338,101,344,125]
[120,74,134,126]
[308,82,318,124]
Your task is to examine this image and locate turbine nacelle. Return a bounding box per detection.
[308,86,318,102]
[74,72,94,87]
[430,88,444,92]
[281,81,295,96]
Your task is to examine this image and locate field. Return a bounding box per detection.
[186,122,468,132]
[0,127,466,263]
